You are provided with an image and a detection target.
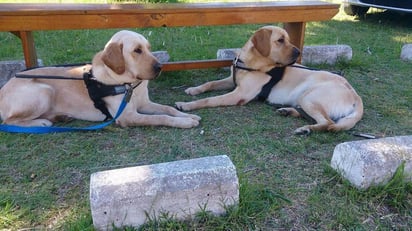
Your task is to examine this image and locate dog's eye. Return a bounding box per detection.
[134,48,142,54]
[277,38,285,43]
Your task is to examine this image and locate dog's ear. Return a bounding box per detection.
[102,42,125,75]
[251,28,272,57]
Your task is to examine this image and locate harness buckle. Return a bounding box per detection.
[124,84,133,102]
[233,56,239,66]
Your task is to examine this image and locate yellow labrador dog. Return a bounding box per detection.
[175,26,363,134]
[0,30,200,129]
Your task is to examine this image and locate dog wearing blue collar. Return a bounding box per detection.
[0,30,201,129]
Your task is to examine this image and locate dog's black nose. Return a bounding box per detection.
[153,62,162,73]
[293,47,301,60]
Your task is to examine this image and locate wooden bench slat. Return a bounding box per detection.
[0,1,339,69]
[0,2,338,15]
[0,2,338,31]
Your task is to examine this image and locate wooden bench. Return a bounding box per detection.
[0,1,339,71]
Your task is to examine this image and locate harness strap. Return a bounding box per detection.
[15,63,91,80]
[16,74,84,80]
[232,57,286,101]
[257,66,286,101]
[232,57,258,86]
[290,64,343,76]
[83,70,128,121]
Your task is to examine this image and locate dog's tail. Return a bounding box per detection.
[328,96,363,132]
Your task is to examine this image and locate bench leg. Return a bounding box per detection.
[11,31,38,68]
[283,22,305,63]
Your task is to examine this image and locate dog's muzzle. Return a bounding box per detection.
[292,47,301,62]
[285,47,301,66]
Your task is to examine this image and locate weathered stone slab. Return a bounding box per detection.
[152,51,170,63]
[217,48,240,60]
[301,45,352,65]
[217,45,352,65]
[400,44,412,61]
[90,155,239,230]
[0,60,41,88]
[331,136,412,189]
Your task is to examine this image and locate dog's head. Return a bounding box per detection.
[99,30,162,82]
[243,26,300,69]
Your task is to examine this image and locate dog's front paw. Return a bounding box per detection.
[187,113,201,121]
[294,126,312,135]
[185,87,202,96]
[180,117,200,128]
[175,102,191,111]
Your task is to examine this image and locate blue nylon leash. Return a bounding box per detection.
[0,89,131,134]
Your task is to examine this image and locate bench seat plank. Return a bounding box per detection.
[0,1,339,69]
[0,2,338,30]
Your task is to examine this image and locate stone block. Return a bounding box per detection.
[1,60,25,88]
[217,48,240,60]
[0,60,44,88]
[400,44,412,61]
[217,45,352,65]
[301,45,352,65]
[331,136,412,189]
[153,51,170,63]
[90,155,239,230]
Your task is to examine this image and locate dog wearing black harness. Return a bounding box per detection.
[0,30,201,129]
[175,26,363,134]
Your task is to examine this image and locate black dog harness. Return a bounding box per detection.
[232,57,286,101]
[83,70,137,121]
[232,57,343,102]
[15,64,140,121]
[231,57,344,124]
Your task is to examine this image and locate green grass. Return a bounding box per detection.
[1,3,412,230]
